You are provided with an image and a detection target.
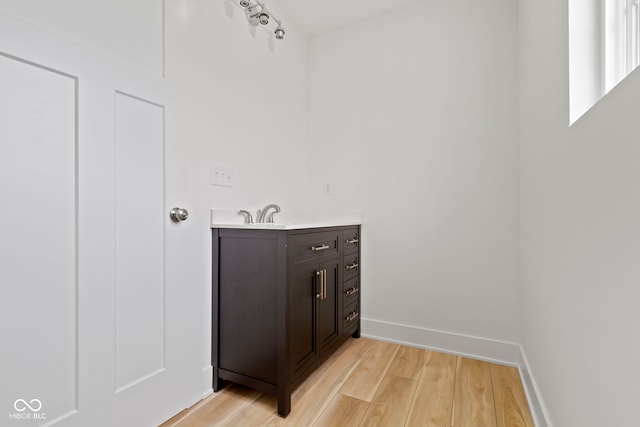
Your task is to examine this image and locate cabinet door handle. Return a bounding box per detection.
[345,238,359,244]
[345,311,359,322]
[316,269,329,300]
[316,270,323,300]
[311,244,330,252]
[323,269,327,301]
[323,269,327,300]
[345,287,359,296]
[345,262,359,271]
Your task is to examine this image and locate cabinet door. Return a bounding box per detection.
[290,262,320,379]
[318,259,340,355]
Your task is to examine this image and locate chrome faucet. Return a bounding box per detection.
[257,204,281,223]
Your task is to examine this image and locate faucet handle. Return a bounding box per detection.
[265,210,279,223]
[237,210,254,224]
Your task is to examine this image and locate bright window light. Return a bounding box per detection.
[604,0,640,92]
[569,0,640,124]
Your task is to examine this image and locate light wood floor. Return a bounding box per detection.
[161,338,534,427]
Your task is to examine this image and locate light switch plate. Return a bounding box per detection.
[211,162,234,187]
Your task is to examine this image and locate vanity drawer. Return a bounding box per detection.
[343,301,360,335]
[343,227,360,255]
[290,230,341,263]
[343,252,359,280]
[342,276,360,308]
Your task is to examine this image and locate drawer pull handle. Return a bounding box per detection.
[311,244,330,252]
[345,287,359,296]
[345,311,359,322]
[345,238,359,244]
[345,262,359,271]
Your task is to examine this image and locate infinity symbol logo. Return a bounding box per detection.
[14,399,42,412]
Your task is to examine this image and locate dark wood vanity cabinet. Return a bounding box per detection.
[211,225,361,417]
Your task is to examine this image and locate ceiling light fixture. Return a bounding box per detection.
[238,0,285,40]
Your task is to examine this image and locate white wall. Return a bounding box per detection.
[520,0,640,425]
[166,0,309,211]
[0,0,163,74]
[307,0,521,342]
[164,0,311,386]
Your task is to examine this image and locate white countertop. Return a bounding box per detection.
[210,209,361,230]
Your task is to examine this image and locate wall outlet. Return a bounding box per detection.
[211,162,234,187]
[323,182,332,196]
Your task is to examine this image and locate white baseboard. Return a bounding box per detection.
[201,365,213,399]
[517,346,553,427]
[362,318,523,365]
[361,318,551,427]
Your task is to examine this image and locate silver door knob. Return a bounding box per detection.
[170,207,189,222]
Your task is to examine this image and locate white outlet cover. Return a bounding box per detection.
[211,162,233,187]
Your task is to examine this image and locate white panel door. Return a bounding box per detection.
[114,92,167,394]
[0,51,78,427]
[0,9,201,427]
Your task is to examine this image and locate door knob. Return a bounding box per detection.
[170,207,189,222]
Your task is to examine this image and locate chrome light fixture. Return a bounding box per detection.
[239,0,285,40]
[274,26,285,40]
[258,12,270,25]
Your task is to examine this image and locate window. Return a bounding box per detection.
[569,0,640,123]
[630,0,640,68]
[604,0,640,92]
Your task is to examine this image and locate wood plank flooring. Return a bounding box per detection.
[160,338,534,427]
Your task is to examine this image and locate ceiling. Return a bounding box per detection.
[274,0,417,36]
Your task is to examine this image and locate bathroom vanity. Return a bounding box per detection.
[211,222,361,417]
